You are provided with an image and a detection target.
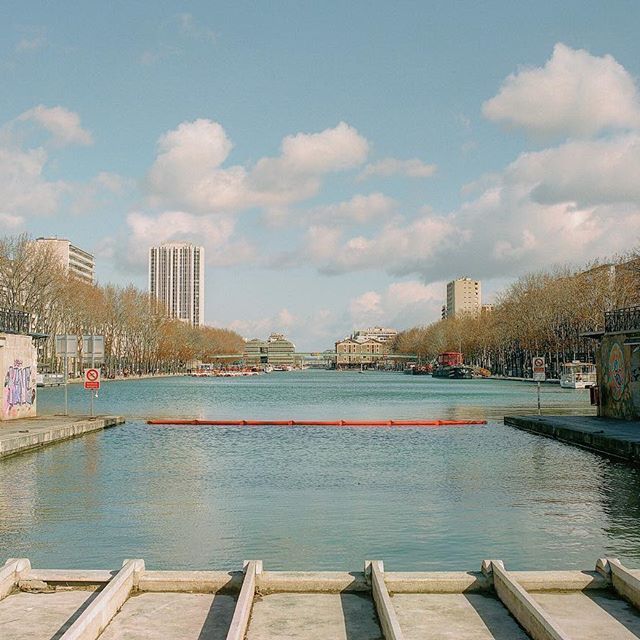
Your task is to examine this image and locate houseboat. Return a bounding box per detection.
[560,361,597,389]
[432,352,473,379]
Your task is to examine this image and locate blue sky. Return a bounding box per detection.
[1,1,640,349]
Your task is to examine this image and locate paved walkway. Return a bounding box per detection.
[0,414,124,459]
[504,415,640,464]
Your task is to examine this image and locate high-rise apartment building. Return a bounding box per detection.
[445,277,481,318]
[34,237,95,284]
[148,243,205,327]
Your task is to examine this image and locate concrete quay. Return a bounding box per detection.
[0,415,125,459]
[504,415,640,464]
[2,556,640,639]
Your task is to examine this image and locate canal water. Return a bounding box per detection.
[2,371,640,572]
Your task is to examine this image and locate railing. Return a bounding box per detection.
[0,308,31,335]
[605,305,640,333]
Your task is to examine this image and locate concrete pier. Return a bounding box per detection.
[504,415,640,464]
[2,557,640,639]
[0,415,125,459]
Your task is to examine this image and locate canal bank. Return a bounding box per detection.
[504,415,640,464]
[0,415,125,459]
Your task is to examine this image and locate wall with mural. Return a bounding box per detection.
[598,333,640,420]
[1,333,37,421]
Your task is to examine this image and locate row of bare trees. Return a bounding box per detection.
[0,234,244,376]
[394,255,640,378]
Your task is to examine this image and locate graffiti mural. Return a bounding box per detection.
[600,336,635,419]
[3,359,36,416]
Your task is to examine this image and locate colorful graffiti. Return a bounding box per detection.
[608,342,626,401]
[3,359,35,411]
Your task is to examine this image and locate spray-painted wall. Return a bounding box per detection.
[1,333,37,421]
[597,333,640,420]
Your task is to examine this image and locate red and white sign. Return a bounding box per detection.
[84,368,101,390]
[532,356,546,382]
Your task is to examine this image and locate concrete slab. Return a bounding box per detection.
[0,415,124,459]
[98,592,236,640]
[392,593,529,639]
[246,593,383,640]
[0,590,96,640]
[533,590,640,639]
[504,415,640,464]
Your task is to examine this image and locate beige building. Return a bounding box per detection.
[445,277,481,318]
[34,237,95,284]
[335,336,390,367]
[148,243,205,327]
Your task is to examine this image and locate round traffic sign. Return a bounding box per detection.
[86,368,99,382]
[533,357,544,367]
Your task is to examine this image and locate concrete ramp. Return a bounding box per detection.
[2,557,640,639]
[98,592,236,640]
[532,591,640,639]
[392,593,529,639]
[247,593,382,639]
[0,590,97,640]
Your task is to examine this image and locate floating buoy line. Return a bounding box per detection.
[146,418,487,427]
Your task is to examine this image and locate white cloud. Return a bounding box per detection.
[228,308,299,341]
[349,281,444,328]
[0,145,68,216]
[15,26,47,53]
[306,193,397,224]
[483,43,640,137]
[0,214,25,229]
[17,105,93,146]
[146,119,370,214]
[358,157,436,180]
[290,132,640,282]
[109,210,256,273]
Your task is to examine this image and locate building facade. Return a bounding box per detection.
[446,278,481,318]
[352,326,398,343]
[148,243,205,327]
[243,333,296,367]
[335,336,390,367]
[34,238,95,284]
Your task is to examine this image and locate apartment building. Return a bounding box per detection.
[148,243,205,326]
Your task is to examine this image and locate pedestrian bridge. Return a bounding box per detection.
[2,556,640,639]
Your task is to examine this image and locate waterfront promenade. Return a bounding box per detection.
[0,415,124,459]
[505,415,640,465]
[2,556,640,639]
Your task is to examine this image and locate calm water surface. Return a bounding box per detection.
[2,371,640,572]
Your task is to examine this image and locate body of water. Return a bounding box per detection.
[2,371,639,572]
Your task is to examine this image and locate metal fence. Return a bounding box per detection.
[0,308,31,335]
[604,305,640,333]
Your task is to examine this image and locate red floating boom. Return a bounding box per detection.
[146,418,487,427]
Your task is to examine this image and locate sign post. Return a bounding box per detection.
[82,336,104,417]
[55,335,78,416]
[532,356,546,415]
[84,368,101,416]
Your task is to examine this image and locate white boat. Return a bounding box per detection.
[560,361,596,389]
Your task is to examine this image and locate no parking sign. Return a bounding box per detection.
[532,357,546,382]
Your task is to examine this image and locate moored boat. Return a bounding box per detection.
[432,352,473,379]
[560,361,596,389]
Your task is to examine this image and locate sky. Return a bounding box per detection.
[1,1,640,350]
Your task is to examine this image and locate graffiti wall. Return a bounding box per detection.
[598,333,640,420]
[1,333,37,421]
